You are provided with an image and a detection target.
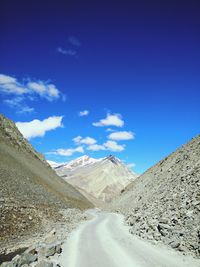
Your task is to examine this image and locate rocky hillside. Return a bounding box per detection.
[109,135,200,258]
[54,155,138,203]
[0,114,93,255]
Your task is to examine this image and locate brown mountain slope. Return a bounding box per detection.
[0,114,93,252]
[109,135,200,258]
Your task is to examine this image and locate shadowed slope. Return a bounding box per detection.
[0,114,93,251]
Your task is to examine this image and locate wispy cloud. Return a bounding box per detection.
[78,110,89,116]
[0,74,28,95]
[3,97,34,114]
[48,146,84,157]
[27,82,60,101]
[68,36,81,47]
[93,113,124,127]
[16,116,63,140]
[57,47,77,56]
[57,36,81,58]
[0,74,61,100]
[73,136,97,145]
[108,131,135,141]
[0,73,64,113]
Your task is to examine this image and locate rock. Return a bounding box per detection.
[44,245,56,257]
[44,236,57,245]
[14,252,37,266]
[0,262,16,267]
[37,243,57,258]
[157,223,171,232]
[159,218,169,224]
[170,241,180,248]
[49,229,56,236]
[55,244,62,254]
[35,260,53,267]
[177,245,186,252]
[25,246,37,256]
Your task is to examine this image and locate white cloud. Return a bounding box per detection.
[0,73,64,113]
[79,110,89,116]
[93,113,124,127]
[0,74,61,100]
[87,144,106,151]
[127,163,136,169]
[0,74,16,84]
[87,140,125,152]
[16,116,63,140]
[27,82,60,101]
[104,140,125,152]
[73,136,97,145]
[73,136,82,144]
[51,146,84,156]
[106,128,115,132]
[57,47,77,56]
[108,131,135,141]
[0,74,29,94]
[0,73,62,100]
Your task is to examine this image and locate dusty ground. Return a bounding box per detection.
[0,208,88,262]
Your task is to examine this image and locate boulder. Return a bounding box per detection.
[14,252,37,266]
[169,240,180,249]
[37,242,62,259]
[0,262,16,267]
[35,260,53,267]
[55,244,62,254]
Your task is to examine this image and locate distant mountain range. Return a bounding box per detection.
[48,155,101,172]
[50,155,138,203]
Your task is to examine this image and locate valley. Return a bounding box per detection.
[1,1,200,266]
[0,114,199,267]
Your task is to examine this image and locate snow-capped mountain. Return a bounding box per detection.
[53,155,101,177]
[62,155,100,168]
[54,155,138,202]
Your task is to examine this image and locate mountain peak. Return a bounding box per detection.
[104,155,120,165]
[54,155,100,171]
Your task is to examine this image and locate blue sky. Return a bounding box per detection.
[0,0,200,173]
